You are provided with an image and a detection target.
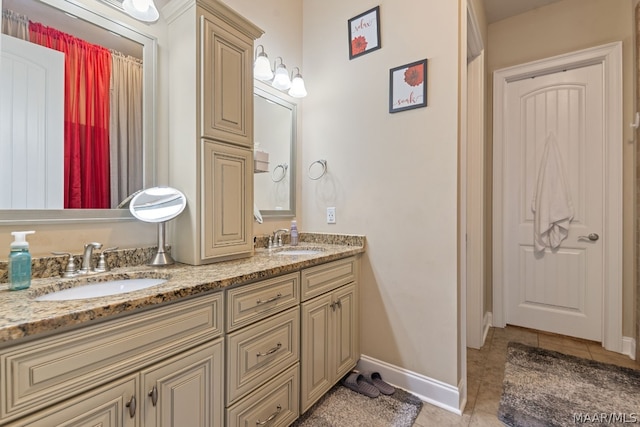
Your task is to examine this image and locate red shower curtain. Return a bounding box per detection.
[29,22,111,208]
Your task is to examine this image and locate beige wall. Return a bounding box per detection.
[0,0,168,255]
[301,0,462,386]
[486,0,637,337]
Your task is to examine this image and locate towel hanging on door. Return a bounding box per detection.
[531,133,574,253]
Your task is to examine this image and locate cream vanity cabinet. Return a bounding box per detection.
[225,272,301,427]
[167,0,262,265]
[0,294,224,427]
[300,257,360,413]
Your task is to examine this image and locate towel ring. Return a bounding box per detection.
[271,163,288,182]
[308,159,327,180]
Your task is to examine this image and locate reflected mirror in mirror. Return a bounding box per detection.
[253,85,296,218]
[0,0,157,223]
[129,187,187,223]
[130,187,186,265]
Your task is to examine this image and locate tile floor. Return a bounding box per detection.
[412,326,640,426]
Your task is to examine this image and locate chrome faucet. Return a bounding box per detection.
[80,242,103,273]
[271,229,289,248]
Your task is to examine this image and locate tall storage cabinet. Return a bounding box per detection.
[166,0,262,265]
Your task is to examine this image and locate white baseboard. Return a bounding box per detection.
[482,312,493,346]
[622,336,636,360]
[357,355,462,415]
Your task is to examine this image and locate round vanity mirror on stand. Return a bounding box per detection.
[129,187,187,266]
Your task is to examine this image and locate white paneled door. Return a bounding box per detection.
[0,34,64,209]
[502,63,605,341]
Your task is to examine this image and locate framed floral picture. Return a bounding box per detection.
[389,59,427,113]
[348,6,381,59]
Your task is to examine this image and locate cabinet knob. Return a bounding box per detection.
[126,395,137,418]
[148,386,158,406]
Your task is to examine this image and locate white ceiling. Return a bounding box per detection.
[483,0,564,23]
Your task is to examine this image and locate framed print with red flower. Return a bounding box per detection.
[389,59,427,113]
[348,6,381,59]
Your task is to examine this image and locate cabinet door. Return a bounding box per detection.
[202,140,253,260]
[141,339,224,427]
[300,293,332,413]
[201,14,253,147]
[333,283,359,380]
[16,375,138,427]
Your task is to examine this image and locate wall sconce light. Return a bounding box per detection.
[253,45,274,81]
[271,57,292,91]
[254,47,307,97]
[288,67,307,98]
[122,0,159,22]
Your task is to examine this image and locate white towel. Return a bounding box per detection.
[531,133,574,253]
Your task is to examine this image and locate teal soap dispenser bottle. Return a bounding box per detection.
[9,230,35,291]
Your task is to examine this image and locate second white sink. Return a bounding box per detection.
[36,278,167,301]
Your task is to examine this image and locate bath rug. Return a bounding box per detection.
[292,382,422,427]
[498,342,640,427]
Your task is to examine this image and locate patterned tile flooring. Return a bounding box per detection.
[412,326,640,426]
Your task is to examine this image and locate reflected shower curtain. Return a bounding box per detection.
[1,9,29,40]
[110,52,143,208]
[29,22,112,208]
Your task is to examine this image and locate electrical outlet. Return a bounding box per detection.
[326,207,336,224]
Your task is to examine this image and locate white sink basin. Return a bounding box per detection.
[36,278,167,301]
[276,249,323,256]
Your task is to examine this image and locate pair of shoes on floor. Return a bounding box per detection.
[342,370,395,398]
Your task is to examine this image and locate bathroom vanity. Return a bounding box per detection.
[0,239,363,426]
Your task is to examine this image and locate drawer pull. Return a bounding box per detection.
[256,405,282,425]
[126,395,136,418]
[256,293,283,306]
[149,386,158,406]
[256,342,282,357]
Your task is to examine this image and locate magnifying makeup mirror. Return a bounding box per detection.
[129,186,187,266]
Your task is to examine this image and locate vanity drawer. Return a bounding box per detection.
[226,307,299,404]
[226,272,299,332]
[226,363,299,427]
[301,256,358,301]
[1,293,223,423]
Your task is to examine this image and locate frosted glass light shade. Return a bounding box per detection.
[123,0,159,22]
[272,65,291,90]
[254,55,273,81]
[288,74,307,98]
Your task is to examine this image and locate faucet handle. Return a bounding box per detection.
[95,247,118,273]
[85,242,103,250]
[52,252,78,278]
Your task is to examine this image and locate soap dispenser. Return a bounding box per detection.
[290,220,299,246]
[8,230,35,291]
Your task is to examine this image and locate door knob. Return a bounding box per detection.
[578,233,599,241]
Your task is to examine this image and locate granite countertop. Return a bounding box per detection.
[0,239,364,345]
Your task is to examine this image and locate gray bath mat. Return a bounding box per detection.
[292,382,423,427]
[498,342,640,427]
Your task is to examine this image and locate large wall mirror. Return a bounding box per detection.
[0,0,157,224]
[254,85,296,219]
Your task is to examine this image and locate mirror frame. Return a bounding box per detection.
[253,84,297,219]
[0,0,157,224]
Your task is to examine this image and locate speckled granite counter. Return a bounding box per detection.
[0,236,364,345]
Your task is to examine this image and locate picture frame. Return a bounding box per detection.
[389,59,427,113]
[348,6,381,60]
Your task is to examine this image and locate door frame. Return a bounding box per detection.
[492,42,623,352]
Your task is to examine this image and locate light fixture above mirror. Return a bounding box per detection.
[122,0,159,23]
[253,46,307,98]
